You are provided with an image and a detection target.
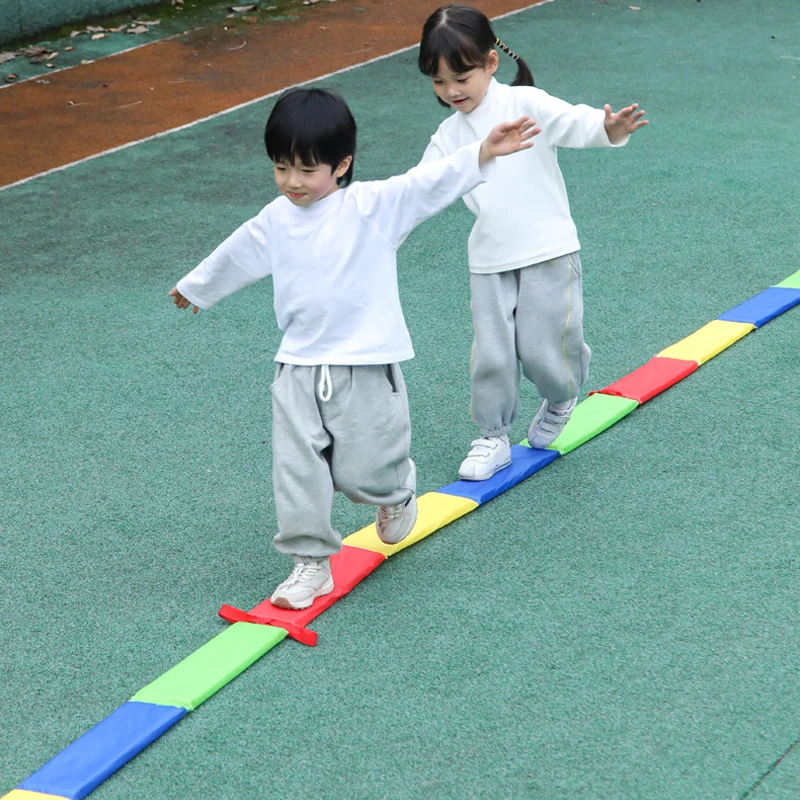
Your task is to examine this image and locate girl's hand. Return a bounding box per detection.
[604,103,648,144]
[479,116,541,164]
[169,287,200,314]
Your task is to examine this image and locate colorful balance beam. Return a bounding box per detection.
[6,269,800,799]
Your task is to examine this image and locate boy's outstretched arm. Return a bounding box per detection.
[169,286,200,314]
[604,103,648,145]
[479,117,541,164]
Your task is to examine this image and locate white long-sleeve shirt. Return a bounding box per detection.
[420,78,627,273]
[177,141,491,365]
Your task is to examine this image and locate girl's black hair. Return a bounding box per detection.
[264,87,357,186]
[418,4,534,108]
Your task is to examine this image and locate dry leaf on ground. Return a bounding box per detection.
[127,25,149,34]
[0,52,16,65]
[4,73,18,82]
[91,32,106,40]
[86,25,105,32]
[231,4,257,10]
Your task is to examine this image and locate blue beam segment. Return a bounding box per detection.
[717,287,800,328]
[437,445,558,505]
[20,702,187,800]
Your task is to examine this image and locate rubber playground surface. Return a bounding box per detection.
[2,0,800,798]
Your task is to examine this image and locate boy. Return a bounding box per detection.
[170,87,537,608]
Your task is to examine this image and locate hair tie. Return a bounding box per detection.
[495,37,520,62]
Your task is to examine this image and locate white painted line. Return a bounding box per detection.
[0,1,553,193]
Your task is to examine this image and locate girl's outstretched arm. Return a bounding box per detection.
[479,116,541,164]
[604,103,648,144]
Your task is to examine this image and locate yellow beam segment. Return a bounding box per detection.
[657,320,755,365]
[344,492,478,557]
[2,792,69,800]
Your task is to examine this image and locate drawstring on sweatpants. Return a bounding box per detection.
[317,364,332,402]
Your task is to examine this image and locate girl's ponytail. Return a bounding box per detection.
[495,36,535,87]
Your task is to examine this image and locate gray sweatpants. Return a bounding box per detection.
[470,252,591,437]
[270,363,415,558]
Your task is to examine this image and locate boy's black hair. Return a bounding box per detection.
[418,4,534,109]
[264,87,357,186]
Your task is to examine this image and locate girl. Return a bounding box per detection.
[418,4,648,481]
[170,87,537,609]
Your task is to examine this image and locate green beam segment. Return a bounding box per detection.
[131,622,286,711]
[545,393,639,455]
[775,269,800,289]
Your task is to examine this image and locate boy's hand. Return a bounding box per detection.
[604,103,648,144]
[479,116,541,164]
[170,286,200,314]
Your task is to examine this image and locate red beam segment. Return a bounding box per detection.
[219,545,386,645]
[592,357,699,405]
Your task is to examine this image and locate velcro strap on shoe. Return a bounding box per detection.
[218,604,318,646]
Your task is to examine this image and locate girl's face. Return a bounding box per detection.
[273,155,352,207]
[430,51,498,113]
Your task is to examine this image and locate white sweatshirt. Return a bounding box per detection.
[177,141,490,366]
[420,78,628,273]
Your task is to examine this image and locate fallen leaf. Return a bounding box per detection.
[46,63,55,68]
[80,59,94,64]
[36,78,50,83]
[628,5,641,8]
[28,50,57,63]
[86,25,105,32]
[266,5,277,8]
[230,4,257,10]
[132,19,161,25]
[65,46,75,51]
[70,29,85,37]
[108,24,128,32]
[127,25,149,34]
[0,52,16,65]
[4,73,18,82]
[91,32,106,40]
[228,40,247,50]
[170,0,184,5]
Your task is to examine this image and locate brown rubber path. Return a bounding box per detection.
[0,0,543,188]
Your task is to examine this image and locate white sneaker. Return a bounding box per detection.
[527,397,577,449]
[270,556,334,610]
[457,435,512,481]
[376,461,417,545]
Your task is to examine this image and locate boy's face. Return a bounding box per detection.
[430,51,498,114]
[273,156,352,207]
